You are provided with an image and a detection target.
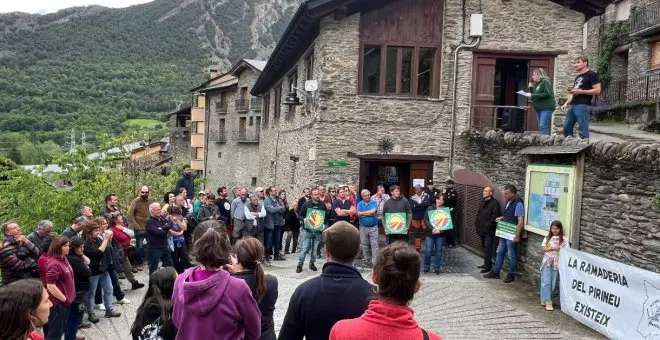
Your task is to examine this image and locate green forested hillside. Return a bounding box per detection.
[0,0,296,161]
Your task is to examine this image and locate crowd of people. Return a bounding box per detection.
[0,164,571,339]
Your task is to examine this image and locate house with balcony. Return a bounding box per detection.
[251,0,609,198]
[586,0,660,122]
[191,59,266,188]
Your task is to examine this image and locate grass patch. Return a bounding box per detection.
[124,119,162,129]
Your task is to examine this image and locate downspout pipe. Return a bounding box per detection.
[202,94,210,189]
[448,36,481,177]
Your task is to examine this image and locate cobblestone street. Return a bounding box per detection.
[78,246,604,340]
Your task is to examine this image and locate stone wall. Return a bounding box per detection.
[205,67,262,190]
[168,115,192,164]
[454,129,660,284]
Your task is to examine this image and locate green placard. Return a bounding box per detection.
[305,208,326,231]
[327,160,347,167]
[427,207,454,231]
[384,212,408,235]
[496,221,518,241]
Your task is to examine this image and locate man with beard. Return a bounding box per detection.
[128,186,153,270]
[215,186,232,225]
[175,165,195,201]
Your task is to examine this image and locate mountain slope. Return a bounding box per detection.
[0,0,298,146]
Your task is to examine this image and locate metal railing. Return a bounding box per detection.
[602,74,660,105]
[232,130,260,143]
[250,97,262,111]
[215,101,228,114]
[470,105,527,132]
[235,99,249,112]
[630,1,660,36]
[208,129,228,142]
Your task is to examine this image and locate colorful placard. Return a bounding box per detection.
[384,212,407,235]
[427,207,454,231]
[305,208,326,231]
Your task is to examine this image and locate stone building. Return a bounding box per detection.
[167,106,192,164]
[251,0,609,198]
[585,0,660,121]
[192,59,267,188]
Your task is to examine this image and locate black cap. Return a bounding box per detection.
[445,179,455,185]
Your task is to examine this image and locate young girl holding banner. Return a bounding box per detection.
[540,220,569,311]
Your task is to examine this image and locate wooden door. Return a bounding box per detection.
[239,117,247,139]
[526,58,554,132]
[409,162,431,197]
[472,56,497,129]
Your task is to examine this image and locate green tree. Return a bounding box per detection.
[17,142,41,165]
[39,140,63,164]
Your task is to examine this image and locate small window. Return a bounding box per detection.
[652,40,660,69]
[274,85,282,120]
[192,121,205,134]
[251,177,257,187]
[362,45,381,94]
[287,71,298,118]
[263,94,270,127]
[249,117,254,126]
[217,152,222,158]
[194,147,204,160]
[418,48,436,96]
[305,52,314,80]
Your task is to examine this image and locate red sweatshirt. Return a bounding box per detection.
[329,300,442,340]
[44,256,76,306]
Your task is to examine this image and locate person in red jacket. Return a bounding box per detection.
[329,242,442,340]
[42,236,76,340]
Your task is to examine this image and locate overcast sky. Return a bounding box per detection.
[0,0,153,14]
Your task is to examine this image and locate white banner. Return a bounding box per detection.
[559,247,660,340]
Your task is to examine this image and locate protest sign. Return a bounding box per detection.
[427,207,454,231]
[384,212,407,234]
[559,247,660,340]
[304,208,326,231]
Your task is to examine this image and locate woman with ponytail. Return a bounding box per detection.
[330,242,442,340]
[228,236,278,340]
[130,267,177,340]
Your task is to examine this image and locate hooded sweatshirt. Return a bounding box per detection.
[329,300,442,340]
[44,256,76,306]
[172,267,261,340]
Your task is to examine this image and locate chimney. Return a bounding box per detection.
[209,69,219,79]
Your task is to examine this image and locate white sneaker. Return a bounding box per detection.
[95,304,106,311]
[116,298,131,304]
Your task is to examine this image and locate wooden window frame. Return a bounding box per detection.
[262,93,270,128]
[305,52,314,80]
[358,43,440,97]
[651,38,660,70]
[273,84,282,121]
[194,147,204,160]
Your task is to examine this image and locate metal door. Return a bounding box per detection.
[454,183,487,255]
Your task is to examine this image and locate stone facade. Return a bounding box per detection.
[257,0,585,197]
[454,129,660,284]
[205,66,263,189]
[167,109,192,164]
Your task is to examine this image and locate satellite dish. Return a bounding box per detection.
[304,80,318,92]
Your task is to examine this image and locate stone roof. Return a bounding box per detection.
[461,129,660,166]
[244,59,267,72]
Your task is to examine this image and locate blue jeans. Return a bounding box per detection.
[493,238,518,276]
[563,104,590,138]
[148,247,174,274]
[423,236,445,271]
[64,305,82,340]
[87,272,113,314]
[135,230,148,265]
[298,229,322,264]
[537,109,553,135]
[265,225,284,257]
[540,265,559,303]
[44,304,70,340]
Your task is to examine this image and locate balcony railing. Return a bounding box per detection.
[602,74,660,106]
[630,2,660,36]
[232,130,260,143]
[215,102,228,115]
[235,99,249,112]
[250,97,262,111]
[208,129,228,143]
[470,105,527,132]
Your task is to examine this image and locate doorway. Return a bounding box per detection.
[472,53,555,132]
[360,158,433,197]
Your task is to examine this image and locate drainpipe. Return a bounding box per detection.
[202,93,210,189]
[448,36,481,177]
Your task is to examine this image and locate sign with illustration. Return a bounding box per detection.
[427,207,453,231]
[559,247,660,340]
[495,221,518,241]
[524,164,576,239]
[384,212,407,235]
[305,209,326,231]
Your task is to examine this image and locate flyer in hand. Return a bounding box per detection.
[305,208,326,231]
[384,212,408,235]
[495,221,518,240]
[427,207,454,231]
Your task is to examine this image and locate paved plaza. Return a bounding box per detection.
[77,247,604,340]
